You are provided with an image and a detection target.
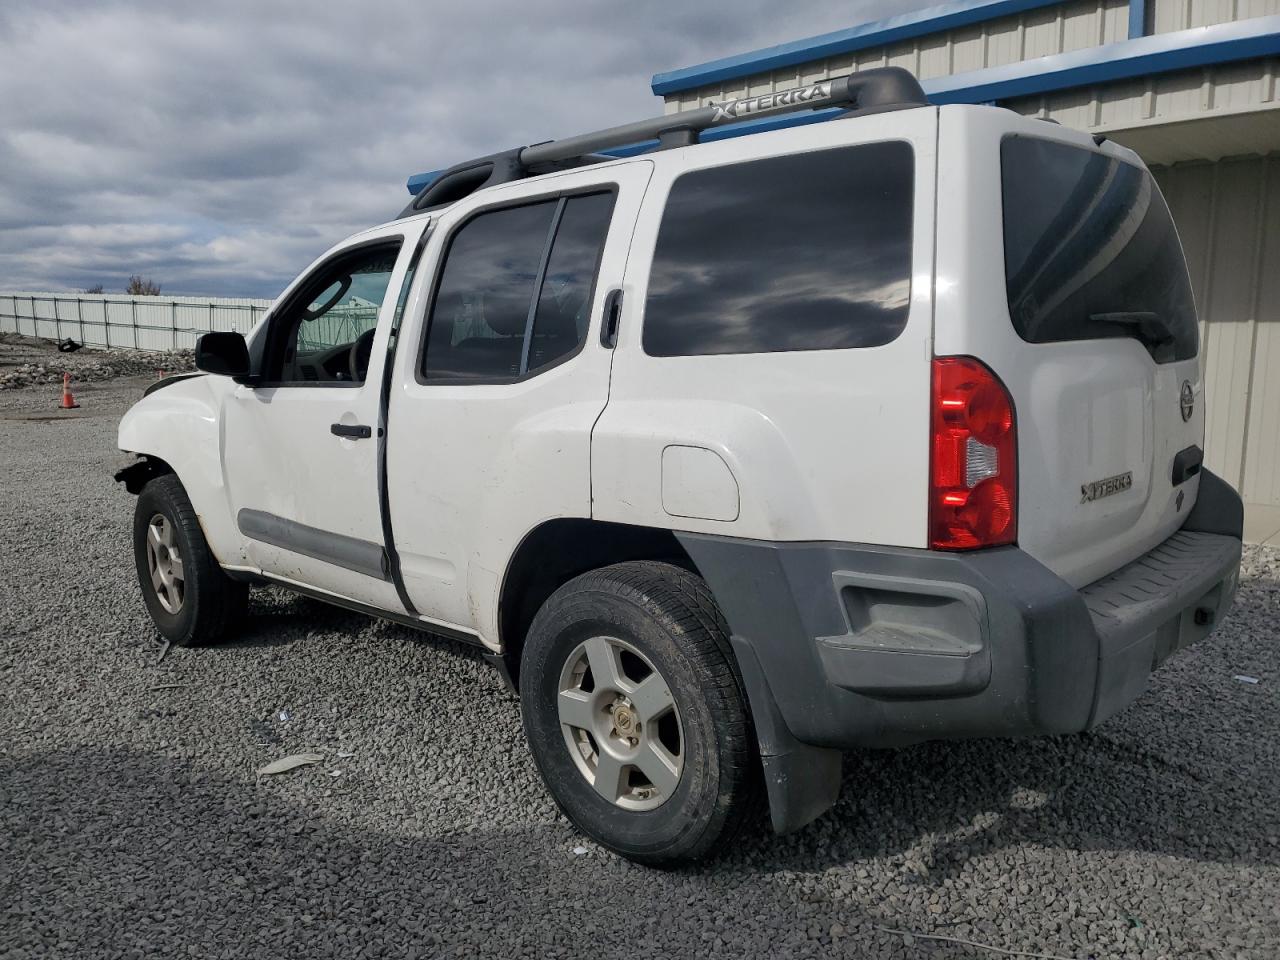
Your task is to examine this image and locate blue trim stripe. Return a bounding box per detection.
[651,0,1067,95]
[410,18,1280,194]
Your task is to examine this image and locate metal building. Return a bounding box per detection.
[651,0,1280,535]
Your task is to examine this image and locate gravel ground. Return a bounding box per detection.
[1,371,1277,960]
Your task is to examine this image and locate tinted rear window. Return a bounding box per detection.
[642,141,914,357]
[1001,136,1197,363]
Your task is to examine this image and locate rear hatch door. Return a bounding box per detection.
[935,108,1203,587]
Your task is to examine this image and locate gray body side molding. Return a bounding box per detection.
[237,509,389,581]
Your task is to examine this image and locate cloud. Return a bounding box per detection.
[0,0,926,297]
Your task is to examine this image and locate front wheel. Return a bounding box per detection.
[132,474,248,646]
[519,561,760,865]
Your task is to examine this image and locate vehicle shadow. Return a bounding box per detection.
[723,726,1277,879]
[0,745,918,959]
[721,566,1279,879]
[225,588,386,649]
[231,588,493,667]
[208,578,1277,885]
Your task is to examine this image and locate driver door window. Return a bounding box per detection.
[267,242,402,385]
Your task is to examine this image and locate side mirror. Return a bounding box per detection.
[194,331,250,379]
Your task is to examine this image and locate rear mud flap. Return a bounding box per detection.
[731,638,842,834]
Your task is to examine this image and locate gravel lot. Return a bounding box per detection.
[1,367,1277,960]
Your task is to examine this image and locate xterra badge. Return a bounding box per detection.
[1081,471,1133,503]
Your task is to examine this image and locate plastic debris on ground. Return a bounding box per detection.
[256,753,324,777]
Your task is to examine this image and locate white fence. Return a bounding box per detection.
[0,292,274,352]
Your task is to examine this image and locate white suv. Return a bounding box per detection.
[116,68,1243,865]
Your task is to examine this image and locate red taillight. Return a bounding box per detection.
[929,356,1017,550]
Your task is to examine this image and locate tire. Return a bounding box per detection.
[519,560,760,865]
[132,474,248,646]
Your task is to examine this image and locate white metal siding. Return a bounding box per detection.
[1002,58,1278,127]
[1153,154,1280,505]
[999,59,1280,163]
[1150,0,1280,33]
[663,0,1130,113]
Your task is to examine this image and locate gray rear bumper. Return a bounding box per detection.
[1079,529,1239,726]
[677,469,1243,833]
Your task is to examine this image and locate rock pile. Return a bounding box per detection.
[0,334,196,390]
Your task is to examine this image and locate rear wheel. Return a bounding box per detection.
[132,475,247,646]
[519,561,760,865]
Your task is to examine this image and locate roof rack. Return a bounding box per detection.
[400,66,927,217]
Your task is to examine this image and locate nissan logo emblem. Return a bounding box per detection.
[1180,380,1195,422]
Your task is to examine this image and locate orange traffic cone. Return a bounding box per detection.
[59,372,79,409]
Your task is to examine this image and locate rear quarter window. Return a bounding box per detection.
[642,141,914,357]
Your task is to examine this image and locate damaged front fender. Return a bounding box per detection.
[116,373,246,567]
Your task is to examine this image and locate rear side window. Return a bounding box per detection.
[1001,136,1198,363]
[642,141,914,357]
[422,191,615,382]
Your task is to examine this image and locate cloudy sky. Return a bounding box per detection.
[0,0,930,298]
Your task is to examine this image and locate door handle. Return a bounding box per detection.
[330,423,372,439]
[600,288,623,348]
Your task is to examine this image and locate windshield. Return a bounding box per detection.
[1001,135,1198,363]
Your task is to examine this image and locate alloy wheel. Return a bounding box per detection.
[145,513,185,614]
[556,635,684,811]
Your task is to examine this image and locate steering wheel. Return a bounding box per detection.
[348,328,377,382]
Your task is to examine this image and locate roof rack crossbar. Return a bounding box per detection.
[401,67,926,216]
